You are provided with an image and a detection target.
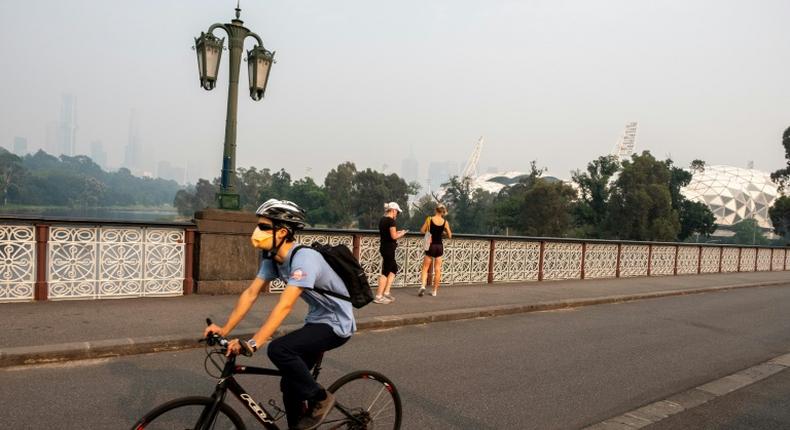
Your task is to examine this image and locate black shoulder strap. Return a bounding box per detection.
[287,245,351,303]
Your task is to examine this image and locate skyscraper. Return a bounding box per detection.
[401,150,418,184]
[124,109,143,174]
[90,140,107,169]
[57,94,77,156]
[12,137,28,156]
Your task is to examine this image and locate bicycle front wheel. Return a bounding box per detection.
[326,370,402,429]
[130,396,246,430]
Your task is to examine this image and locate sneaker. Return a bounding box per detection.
[373,296,391,304]
[297,392,336,430]
[418,287,425,297]
[430,290,437,297]
[384,293,395,302]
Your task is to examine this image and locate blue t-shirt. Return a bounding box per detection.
[257,246,356,338]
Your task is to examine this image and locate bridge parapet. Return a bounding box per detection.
[0,213,787,302]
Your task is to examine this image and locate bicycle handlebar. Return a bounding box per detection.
[201,318,253,357]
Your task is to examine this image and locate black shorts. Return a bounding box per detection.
[380,244,398,275]
[425,243,444,258]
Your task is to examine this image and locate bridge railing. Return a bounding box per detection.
[0,215,787,301]
[348,234,787,289]
[0,216,194,302]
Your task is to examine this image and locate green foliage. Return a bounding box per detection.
[770,126,790,190]
[0,149,25,206]
[571,155,619,238]
[351,169,418,229]
[491,163,576,237]
[324,162,357,227]
[605,151,680,241]
[441,176,495,234]
[678,200,717,241]
[666,159,717,241]
[728,218,770,245]
[769,195,790,242]
[0,149,180,210]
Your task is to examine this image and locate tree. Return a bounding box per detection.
[690,159,706,173]
[770,126,790,190]
[441,175,495,234]
[678,200,717,241]
[605,151,680,241]
[769,195,790,243]
[324,162,357,227]
[351,168,416,229]
[571,155,619,238]
[0,149,25,206]
[666,159,717,241]
[289,177,330,226]
[491,162,577,237]
[730,218,770,245]
[236,167,273,210]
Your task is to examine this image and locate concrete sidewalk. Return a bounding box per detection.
[1,271,788,367]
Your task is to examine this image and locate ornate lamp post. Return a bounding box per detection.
[194,3,275,210]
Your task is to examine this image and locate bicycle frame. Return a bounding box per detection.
[199,353,283,429]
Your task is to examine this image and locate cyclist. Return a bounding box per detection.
[204,198,356,430]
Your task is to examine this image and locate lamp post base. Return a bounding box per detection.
[216,192,241,210]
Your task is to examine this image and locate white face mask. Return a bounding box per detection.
[251,227,273,249]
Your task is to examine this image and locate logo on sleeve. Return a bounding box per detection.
[290,270,306,281]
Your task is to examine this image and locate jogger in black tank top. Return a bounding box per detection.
[418,204,452,297]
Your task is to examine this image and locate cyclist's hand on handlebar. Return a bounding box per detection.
[226,339,255,357]
[204,323,224,339]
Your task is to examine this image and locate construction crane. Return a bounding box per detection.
[611,122,638,162]
[461,136,484,179]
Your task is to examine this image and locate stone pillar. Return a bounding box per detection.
[193,209,259,294]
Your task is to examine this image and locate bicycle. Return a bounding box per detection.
[130,320,402,430]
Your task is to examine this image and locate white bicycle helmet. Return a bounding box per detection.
[255,199,307,230]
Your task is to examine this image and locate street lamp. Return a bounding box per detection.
[194,3,275,210]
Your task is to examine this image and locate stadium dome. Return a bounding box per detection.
[680,165,780,229]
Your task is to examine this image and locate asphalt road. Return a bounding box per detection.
[2,285,790,429]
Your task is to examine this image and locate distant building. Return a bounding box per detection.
[12,137,28,156]
[57,94,77,156]
[124,109,143,174]
[157,160,185,184]
[401,151,418,184]
[427,161,458,192]
[90,140,107,169]
[681,165,779,230]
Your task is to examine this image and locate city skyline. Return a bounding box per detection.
[1,0,788,188]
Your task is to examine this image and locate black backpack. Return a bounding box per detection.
[290,242,374,309]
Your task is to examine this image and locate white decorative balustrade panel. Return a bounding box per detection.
[771,249,785,271]
[619,244,649,277]
[97,227,144,297]
[756,248,772,272]
[493,240,540,282]
[786,249,790,270]
[721,248,739,272]
[676,246,698,275]
[542,242,582,280]
[270,233,355,292]
[443,239,489,284]
[650,246,675,276]
[48,226,98,299]
[141,229,185,297]
[49,225,184,300]
[0,224,35,301]
[700,247,720,273]
[739,248,756,272]
[583,243,618,279]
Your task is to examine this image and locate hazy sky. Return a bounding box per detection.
[1,0,788,188]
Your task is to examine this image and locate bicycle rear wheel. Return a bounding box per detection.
[325,370,402,429]
[130,396,246,430]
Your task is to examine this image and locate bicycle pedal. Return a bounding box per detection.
[268,399,286,421]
